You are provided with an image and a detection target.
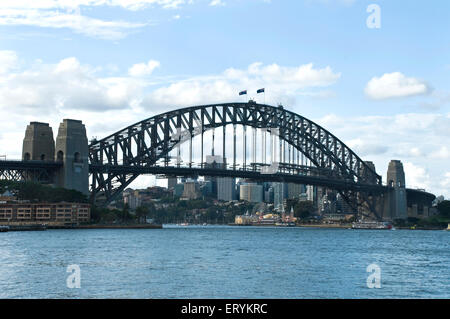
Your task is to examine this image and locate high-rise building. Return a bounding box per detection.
[167,177,177,190]
[204,155,225,198]
[264,186,274,203]
[173,184,184,197]
[306,185,316,202]
[239,183,263,203]
[200,180,212,197]
[182,180,201,200]
[217,177,236,201]
[273,182,288,211]
[287,183,304,199]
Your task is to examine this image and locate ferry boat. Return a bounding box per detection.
[351,220,392,230]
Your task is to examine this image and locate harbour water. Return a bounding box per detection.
[0,225,449,299]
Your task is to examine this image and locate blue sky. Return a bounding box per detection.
[0,0,449,196]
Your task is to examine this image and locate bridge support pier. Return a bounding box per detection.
[356,160,408,221]
[382,160,407,220]
[54,119,89,195]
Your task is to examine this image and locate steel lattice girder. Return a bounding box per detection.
[89,102,382,205]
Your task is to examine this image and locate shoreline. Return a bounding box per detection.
[1,223,446,231]
[56,224,163,230]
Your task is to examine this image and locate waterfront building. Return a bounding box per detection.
[0,190,16,202]
[0,202,90,226]
[234,214,257,225]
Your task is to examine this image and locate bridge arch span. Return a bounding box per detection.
[89,102,381,205]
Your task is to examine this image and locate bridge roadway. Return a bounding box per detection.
[88,163,388,194]
[0,159,63,170]
[2,159,437,202]
[0,159,386,193]
[0,159,436,208]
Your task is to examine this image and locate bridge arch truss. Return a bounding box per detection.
[89,102,382,205]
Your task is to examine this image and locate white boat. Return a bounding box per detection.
[351,220,393,230]
[275,222,296,227]
[446,223,450,231]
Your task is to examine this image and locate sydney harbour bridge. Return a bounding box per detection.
[0,101,435,221]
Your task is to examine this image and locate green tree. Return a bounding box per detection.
[437,200,450,217]
[293,200,315,219]
[135,206,150,224]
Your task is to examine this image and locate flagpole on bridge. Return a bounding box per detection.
[257,88,265,104]
[239,90,247,102]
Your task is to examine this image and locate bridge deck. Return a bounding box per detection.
[0,160,63,170]
[89,164,388,194]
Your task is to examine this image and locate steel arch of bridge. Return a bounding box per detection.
[89,101,383,205]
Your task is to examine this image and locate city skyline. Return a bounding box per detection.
[1,0,449,197]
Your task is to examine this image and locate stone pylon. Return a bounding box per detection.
[384,160,407,220]
[54,119,89,195]
[22,122,55,161]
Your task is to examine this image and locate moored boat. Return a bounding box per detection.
[0,225,9,232]
[351,220,392,230]
[275,222,296,227]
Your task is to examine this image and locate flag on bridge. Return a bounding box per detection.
[257,88,265,94]
[239,90,247,96]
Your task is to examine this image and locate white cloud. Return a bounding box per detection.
[0,8,146,40]
[430,146,450,160]
[316,112,450,196]
[128,60,160,77]
[365,72,431,100]
[305,0,356,6]
[440,172,450,188]
[0,1,192,39]
[0,56,144,113]
[0,1,187,11]
[0,50,18,74]
[345,138,389,157]
[0,52,340,115]
[144,62,341,109]
[403,162,431,191]
[209,0,226,6]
